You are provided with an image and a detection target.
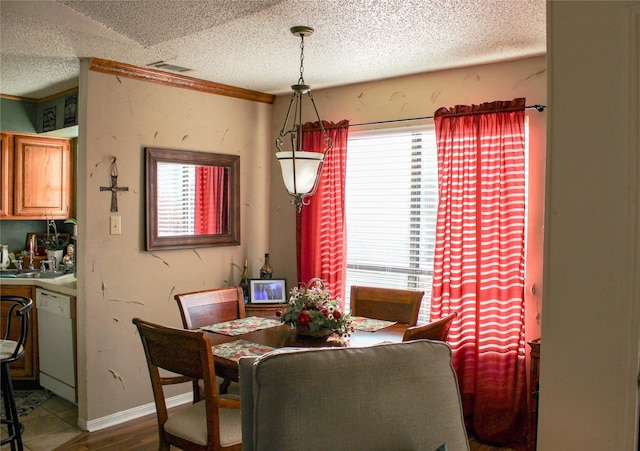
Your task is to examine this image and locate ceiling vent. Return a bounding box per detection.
[146,61,193,73]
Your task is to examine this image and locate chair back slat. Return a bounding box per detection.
[175,287,245,330]
[350,286,423,326]
[403,312,458,342]
[136,321,207,380]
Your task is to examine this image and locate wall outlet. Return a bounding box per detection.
[110,216,122,235]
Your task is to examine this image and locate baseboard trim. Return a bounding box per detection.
[78,392,193,432]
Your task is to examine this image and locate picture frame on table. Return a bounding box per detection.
[249,279,287,304]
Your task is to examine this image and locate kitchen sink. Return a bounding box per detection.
[0,269,71,279]
[19,271,69,279]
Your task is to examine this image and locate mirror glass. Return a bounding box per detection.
[145,147,240,250]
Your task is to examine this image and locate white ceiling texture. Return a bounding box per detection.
[0,0,546,100]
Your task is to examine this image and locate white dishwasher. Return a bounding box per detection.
[36,288,77,404]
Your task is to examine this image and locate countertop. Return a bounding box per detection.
[0,274,77,297]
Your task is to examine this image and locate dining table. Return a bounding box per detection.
[202,316,409,383]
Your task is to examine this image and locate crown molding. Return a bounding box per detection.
[0,93,38,102]
[89,58,275,105]
[1,87,78,103]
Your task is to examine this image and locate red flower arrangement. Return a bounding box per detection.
[281,278,353,338]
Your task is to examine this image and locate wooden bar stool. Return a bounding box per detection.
[1,295,33,451]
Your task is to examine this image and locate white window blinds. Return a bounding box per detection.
[156,162,196,236]
[345,125,438,324]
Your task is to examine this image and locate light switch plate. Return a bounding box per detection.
[110,216,122,235]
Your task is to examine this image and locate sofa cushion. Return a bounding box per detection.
[240,340,468,451]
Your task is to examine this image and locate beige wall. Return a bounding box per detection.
[76,64,272,424]
[269,56,547,344]
[539,2,639,449]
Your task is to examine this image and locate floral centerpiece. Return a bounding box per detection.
[281,278,353,338]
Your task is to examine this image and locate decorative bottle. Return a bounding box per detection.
[239,258,250,303]
[259,253,273,279]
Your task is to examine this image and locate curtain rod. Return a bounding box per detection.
[348,104,546,128]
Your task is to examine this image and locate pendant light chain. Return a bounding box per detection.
[298,34,305,85]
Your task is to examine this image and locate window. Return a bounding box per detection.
[156,162,196,236]
[345,125,438,324]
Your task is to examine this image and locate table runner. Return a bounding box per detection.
[202,316,281,336]
[350,316,397,332]
[211,340,275,362]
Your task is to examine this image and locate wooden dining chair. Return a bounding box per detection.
[402,312,458,342]
[175,287,245,396]
[350,285,424,326]
[174,287,245,330]
[132,317,242,451]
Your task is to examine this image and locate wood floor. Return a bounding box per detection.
[56,408,515,451]
[54,410,161,450]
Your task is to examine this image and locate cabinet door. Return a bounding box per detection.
[0,133,12,217]
[13,134,72,219]
[0,285,37,380]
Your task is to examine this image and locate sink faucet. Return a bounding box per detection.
[41,259,55,272]
[28,250,34,271]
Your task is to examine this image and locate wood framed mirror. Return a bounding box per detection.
[145,147,240,250]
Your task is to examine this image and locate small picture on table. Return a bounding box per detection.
[249,279,287,304]
[42,106,56,132]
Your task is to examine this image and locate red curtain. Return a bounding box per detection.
[296,120,350,305]
[195,166,227,235]
[431,99,528,448]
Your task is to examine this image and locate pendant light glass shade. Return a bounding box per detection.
[275,26,332,213]
[276,151,324,196]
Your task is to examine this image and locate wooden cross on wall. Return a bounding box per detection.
[100,157,128,212]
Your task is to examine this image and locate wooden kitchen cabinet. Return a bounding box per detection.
[0,284,38,381]
[1,133,12,217]
[0,132,73,219]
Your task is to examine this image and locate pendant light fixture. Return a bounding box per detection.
[276,26,333,212]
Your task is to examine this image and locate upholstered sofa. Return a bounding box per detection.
[239,339,469,451]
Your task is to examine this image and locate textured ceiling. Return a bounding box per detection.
[0,0,546,99]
